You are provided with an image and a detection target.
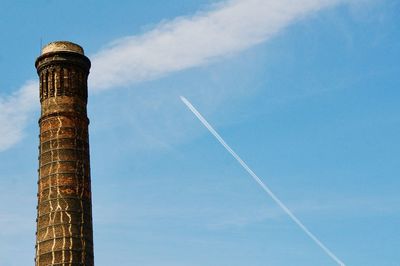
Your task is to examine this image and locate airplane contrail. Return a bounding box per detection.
[180,96,345,266]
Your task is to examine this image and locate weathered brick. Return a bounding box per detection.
[35,41,94,266]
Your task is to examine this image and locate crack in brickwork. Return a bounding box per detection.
[35,42,94,266]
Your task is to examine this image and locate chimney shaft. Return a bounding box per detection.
[35,41,94,266]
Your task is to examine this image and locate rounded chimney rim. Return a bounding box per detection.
[41,41,84,55]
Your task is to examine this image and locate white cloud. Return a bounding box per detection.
[90,0,342,91]
[0,80,38,151]
[0,0,345,152]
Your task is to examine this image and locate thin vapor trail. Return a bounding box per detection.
[180,96,345,266]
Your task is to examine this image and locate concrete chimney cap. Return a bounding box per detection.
[41,41,84,55]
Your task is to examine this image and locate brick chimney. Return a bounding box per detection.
[35,41,94,265]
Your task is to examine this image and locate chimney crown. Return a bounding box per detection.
[41,41,84,55]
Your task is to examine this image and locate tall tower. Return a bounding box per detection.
[35,41,94,265]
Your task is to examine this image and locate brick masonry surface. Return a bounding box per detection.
[35,42,94,266]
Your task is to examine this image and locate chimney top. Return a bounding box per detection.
[41,41,84,55]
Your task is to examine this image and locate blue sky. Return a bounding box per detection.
[0,0,399,265]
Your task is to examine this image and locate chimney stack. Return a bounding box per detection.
[35,41,94,265]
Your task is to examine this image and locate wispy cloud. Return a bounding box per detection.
[0,80,37,151]
[0,0,345,151]
[90,0,342,91]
